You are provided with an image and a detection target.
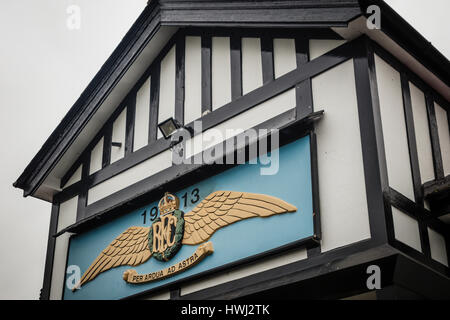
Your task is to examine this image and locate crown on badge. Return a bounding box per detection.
[158,192,180,215]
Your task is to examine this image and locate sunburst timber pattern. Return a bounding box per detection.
[74,226,151,290]
[182,191,297,245]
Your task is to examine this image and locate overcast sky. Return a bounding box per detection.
[0,0,448,300]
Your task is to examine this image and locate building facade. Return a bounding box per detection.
[14,0,450,300]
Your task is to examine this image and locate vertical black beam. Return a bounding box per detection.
[307,132,321,259]
[125,94,136,156]
[102,123,112,168]
[295,37,313,119]
[353,38,391,245]
[261,36,274,85]
[401,73,431,258]
[40,203,60,300]
[445,232,450,272]
[425,94,444,180]
[76,155,90,221]
[230,34,242,100]
[201,35,212,114]
[175,35,186,125]
[149,64,160,143]
[170,288,181,300]
[401,74,423,203]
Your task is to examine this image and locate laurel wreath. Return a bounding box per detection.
[148,209,185,262]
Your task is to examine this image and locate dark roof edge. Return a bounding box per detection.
[359,0,450,87]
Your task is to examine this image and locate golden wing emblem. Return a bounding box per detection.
[182,191,297,245]
[74,226,151,290]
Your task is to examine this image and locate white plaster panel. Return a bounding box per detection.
[63,165,82,189]
[181,248,307,296]
[273,38,297,78]
[158,45,176,139]
[184,36,202,124]
[58,196,78,232]
[312,59,371,253]
[409,82,435,183]
[134,76,151,151]
[438,213,450,224]
[111,108,126,163]
[87,150,172,205]
[241,37,263,95]
[435,103,450,176]
[212,37,232,110]
[50,233,72,300]
[309,39,346,60]
[428,227,448,267]
[392,207,422,252]
[89,137,104,175]
[51,197,79,299]
[375,55,415,201]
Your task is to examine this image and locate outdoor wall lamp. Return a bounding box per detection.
[158,117,194,140]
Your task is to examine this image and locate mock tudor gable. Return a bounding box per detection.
[14,0,450,300]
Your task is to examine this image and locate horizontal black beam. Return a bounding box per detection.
[386,187,449,238]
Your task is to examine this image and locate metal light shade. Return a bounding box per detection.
[158,117,180,139]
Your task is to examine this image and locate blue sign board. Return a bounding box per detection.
[64,136,314,299]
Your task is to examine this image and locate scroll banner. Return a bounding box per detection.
[123,242,214,284]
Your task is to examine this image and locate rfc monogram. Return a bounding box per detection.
[74,191,297,290]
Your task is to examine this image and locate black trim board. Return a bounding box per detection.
[177,241,395,300]
[123,236,318,301]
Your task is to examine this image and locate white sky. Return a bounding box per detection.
[0,0,448,300]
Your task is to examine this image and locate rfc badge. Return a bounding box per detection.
[74,191,297,290]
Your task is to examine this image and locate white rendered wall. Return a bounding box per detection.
[87,150,172,205]
[180,248,307,296]
[89,137,104,175]
[428,228,448,266]
[375,55,415,201]
[158,45,176,138]
[63,165,82,189]
[50,196,78,300]
[241,38,263,95]
[184,36,202,124]
[110,108,126,163]
[392,207,422,252]
[312,59,371,253]
[273,38,297,78]
[435,103,450,176]
[212,37,231,110]
[134,77,151,151]
[309,39,346,60]
[57,196,78,232]
[410,83,435,183]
